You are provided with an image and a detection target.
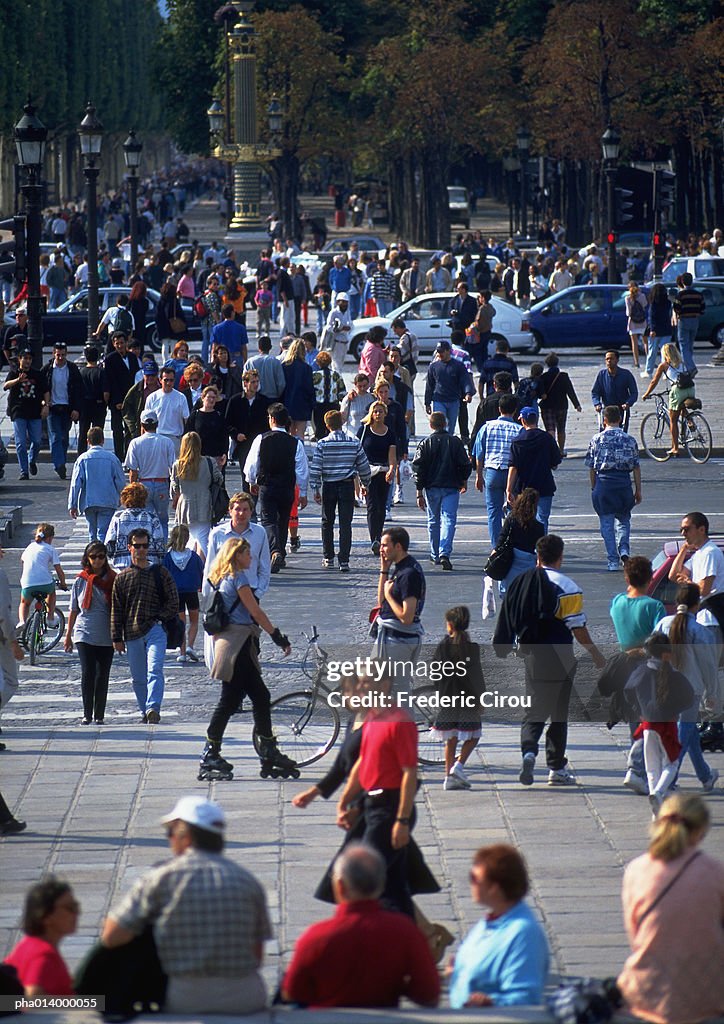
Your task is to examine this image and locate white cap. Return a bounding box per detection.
[336,292,349,303]
[161,795,226,835]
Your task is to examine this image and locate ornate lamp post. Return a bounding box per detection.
[123,129,143,273]
[14,100,47,367]
[516,126,530,240]
[78,103,104,342]
[601,125,620,285]
[209,0,282,248]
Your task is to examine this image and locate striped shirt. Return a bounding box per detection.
[472,416,522,469]
[544,567,586,634]
[309,429,372,491]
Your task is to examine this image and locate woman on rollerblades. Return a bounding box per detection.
[200,537,297,781]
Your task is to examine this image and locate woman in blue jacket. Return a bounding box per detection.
[281,339,315,438]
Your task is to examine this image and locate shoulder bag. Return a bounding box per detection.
[483,520,514,581]
[206,457,230,525]
[151,565,186,650]
[168,298,186,335]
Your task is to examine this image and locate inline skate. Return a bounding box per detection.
[257,735,300,779]
[198,741,234,781]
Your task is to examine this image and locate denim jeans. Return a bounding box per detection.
[48,406,71,470]
[676,319,698,374]
[321,478,355,563]
[85,507,115,543]
[598,512,631,564]
[483,467,507,547]
[348,293,361,320]
[536,495,553,534]
[645,334,669,376]
[425,487,460,560]
[677,720,712,784]
[142,480,170,541]
[125,622,166,714]
[201,322,212,364]
[375,298,394,317]
[431,399,460,436]
[12,417,42,475]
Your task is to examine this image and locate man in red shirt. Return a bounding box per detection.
[282,844,439,1008]
[337,672,418,916]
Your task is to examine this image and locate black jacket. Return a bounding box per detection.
[411,429,472,491]
[493,567,560,654]
[43,358,84,412]
[103,351,141,406]
[449,294,477,331]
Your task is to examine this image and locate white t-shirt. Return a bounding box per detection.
[689,540,724,628]
[143,389,189,437]
[21,541,58,588]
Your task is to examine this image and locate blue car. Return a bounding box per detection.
[528,284,643,352]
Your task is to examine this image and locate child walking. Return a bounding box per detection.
[431,606,485,791]
[162,525,204,664]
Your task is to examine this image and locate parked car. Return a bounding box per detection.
[447,186,471,229]
[648,537,724,612]
[527,284,648,353]
[42,286,202,352]
[349,292,532,360]
[661,255,724,284]
[666,278,724,349]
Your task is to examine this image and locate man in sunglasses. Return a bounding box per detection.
[111,527,178,724]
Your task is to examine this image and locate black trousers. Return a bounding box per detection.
[77,403,107,455]
[207,637,272,744]
[312,401,340,440]
[366,472,390,543]
[520,647,576,770]
[259,482,294,556]
[363,790,415,918]
[321,478,355,562]
[110,405,129,460]
[76,643,114,721]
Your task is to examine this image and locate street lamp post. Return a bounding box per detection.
[14,100,47,368]
[517,127,530,241]
[78,103,104,343]
[123,129,143,274]
[601,125,620,286]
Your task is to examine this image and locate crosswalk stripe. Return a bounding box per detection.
[12,692,181,704]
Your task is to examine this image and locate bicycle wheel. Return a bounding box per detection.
[684,412,712,464]
[640,412,671,462]
[26,610,41,666]
[254,690,340,767]
[411,685,447,766]
[38,607,65,653]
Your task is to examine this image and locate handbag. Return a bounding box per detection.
[203,580,240,635]
[151,565,186,650]
[483,525,514,581]
[169,300,186,335]
[206,457,229,525]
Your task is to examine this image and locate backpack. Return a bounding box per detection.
[203,580,240,635]
[111,307,134,335]
[517,378,539,406]
[629,298,646,324]
[194,295,208,318]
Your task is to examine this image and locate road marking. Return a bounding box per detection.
[10,692,181,703]
[2,710,179,720]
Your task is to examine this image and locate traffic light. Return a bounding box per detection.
[607,231,618,245]
[613,188,634,228]
[653,231,666,259]
[0,215,26,284]
[654,170,675,213]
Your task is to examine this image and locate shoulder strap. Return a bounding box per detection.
[151,563,165,608]
[638,851,701,925]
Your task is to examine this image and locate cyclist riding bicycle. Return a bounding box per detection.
[18,523,67,628]
[641,342,696,456]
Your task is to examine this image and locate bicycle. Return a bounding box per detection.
[640,390,712,464]
[21,589,65,666]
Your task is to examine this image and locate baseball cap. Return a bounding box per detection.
[140,409,159,425]
[336,292,349,302]
[142,359,159,376]
[519,405,539,420]
[436,340,451,352]
[18,347,33,357]
[162,795,226,835]
[15,305,27,315]
[53,341,68,349]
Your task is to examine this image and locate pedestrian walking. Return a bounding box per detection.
[357,402,397,556]
[672,272,705,375]
[472,393,522,548]
[373,527,426,691]
[102,331,141,459]
[124,411,176,541]
[591,350,637,432]
[143,366,189,456]
[163,525,204,664]
[424,341,474,436]
[78,346,109,453]
[64,542,115,725]
[111,526,179,724]
[537,353,581,457]
[506,406,561,534]
[411,412,472,571]
[625,282,648,370]
[43,341,83,480]
[104,483,165,570]
[69,427,126,542]
[3,346,46,480]
[493,488,545,596]
[584,404,642,571]
[170,432,224,557]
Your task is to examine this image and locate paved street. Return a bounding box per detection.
[1,200,723,1007]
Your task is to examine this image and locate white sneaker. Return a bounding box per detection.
[176,654,188,665]
[450,762,471,788]
[640,370,649,378]
[393,488,404,505]
[443,775,467,791]
[703,768,719,792]
[649,792,663,818]
[623,769,648,795]
[548,767,576,786]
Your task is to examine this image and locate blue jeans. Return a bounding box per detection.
[375,298,394,317]
[598,511,631,564]
[677,319,698,374]
[431,399,460,435]
[48,407,71,470]
[592,474,634,564]
[201,322,212,364]
[12,417,42,474]
[348,293,361,320]
[499,548,536,596]
[85,507,115,543]
[425,487,459,559]
[536,495,553,534]
[484,467,508,547]
[645,334,669,376]
[143,480,170,541]
[125,622,166,714]
[677,720,712,784]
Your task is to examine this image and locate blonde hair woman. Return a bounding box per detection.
[641,343,695,455]
[618,794,724,1023]
[625,282,647,369]
[171,431,223,555]
[357,401,397,555]
[281,339,314,438]
[200,537,294,780]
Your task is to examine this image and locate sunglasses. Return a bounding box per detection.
[88,554,106,561]
[131,542,149,549]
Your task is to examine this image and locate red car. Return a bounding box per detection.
[649,537,724,612]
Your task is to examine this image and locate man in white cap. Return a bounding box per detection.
[321,291,352,374]
[99,795,272,1015]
